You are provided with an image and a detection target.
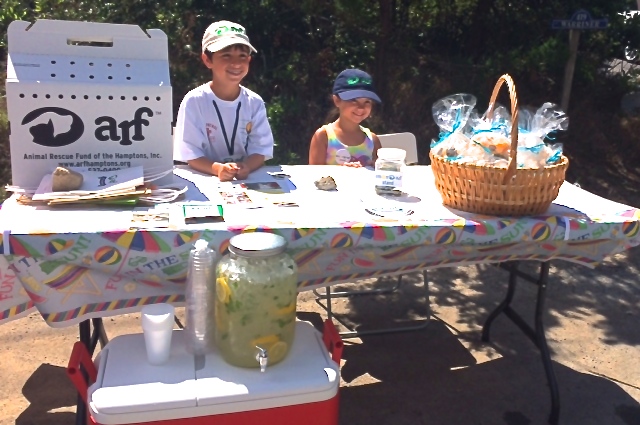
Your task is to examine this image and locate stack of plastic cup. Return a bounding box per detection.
[185,239,217,355]
[141,303,175,365]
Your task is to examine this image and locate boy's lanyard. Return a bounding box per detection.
[212,100,241,156]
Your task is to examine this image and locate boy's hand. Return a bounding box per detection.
[235,162,251,180]
[218,163,240,181]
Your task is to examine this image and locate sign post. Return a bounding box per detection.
[552,10,608,111]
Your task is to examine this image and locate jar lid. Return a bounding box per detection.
[377,148,406,161]
[228,233,287,258]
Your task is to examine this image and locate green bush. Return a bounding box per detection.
[1,0,639,204]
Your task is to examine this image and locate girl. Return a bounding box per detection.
[309,69,382,167]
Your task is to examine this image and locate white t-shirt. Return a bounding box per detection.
[174,83,274,163]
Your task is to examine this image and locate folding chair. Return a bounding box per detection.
[378,132,419,164]
[314,132,431,337]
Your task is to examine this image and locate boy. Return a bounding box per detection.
[174,21,274,181]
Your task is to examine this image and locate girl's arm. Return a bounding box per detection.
[309,127,329,165]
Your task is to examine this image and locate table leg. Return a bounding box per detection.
[76,318,108,425]
[75,321,90,425]
[481,261,560,425]
[315,270,431,337]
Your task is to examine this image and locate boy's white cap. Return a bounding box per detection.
[202,20,257,54]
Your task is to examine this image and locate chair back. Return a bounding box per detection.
[378,132,418,165]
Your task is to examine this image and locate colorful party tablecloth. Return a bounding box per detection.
[1,165,639,327]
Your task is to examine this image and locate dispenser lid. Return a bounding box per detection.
[228,232,287,258]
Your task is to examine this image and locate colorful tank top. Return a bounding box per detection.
[324,124,375,166]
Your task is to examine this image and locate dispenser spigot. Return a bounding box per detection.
[255,346,268,372]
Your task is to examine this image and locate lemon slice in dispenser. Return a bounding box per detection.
[269,341,289,363]
[216,277,231,304]
[251,334,279,347]
[215,305,228,332]
[275,302,296,315]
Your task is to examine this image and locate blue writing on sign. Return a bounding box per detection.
[551,9,608,30]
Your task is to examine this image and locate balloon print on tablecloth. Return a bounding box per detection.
[101,230,172,253]
[43,265,88,290]
[438,218,466,227]
[344,222,396,245]
[434,227,457,244]
[174,231,201,247]
[397,223,419,235]
[530,222,551,241]
[228,224,275,234]
[497,219,515,229]
[540,243,558,252]
[135,277,164,288]
[622,220,639,238]
[0,235,40,257]
[167,274,188,285]
[45,238,74,255]
[381,246,419,260]
[566,217,588,230]
[330,233,353,248]
[94,246,123,265]
[24,288,47,303]
[619,209,640,219]
[292,249,323,267]
[451,246,475,256]
[99,231,172,290]
[292,228,315,241]
[293,249,323,265]
[352,257,375,268]
[539,216,563,231]
[461,221,496,236]
[218,239,231,255]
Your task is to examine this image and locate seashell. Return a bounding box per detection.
[51,167,84,192]
[314,176,337,191]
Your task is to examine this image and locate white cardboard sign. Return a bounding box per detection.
[6,19,174,188]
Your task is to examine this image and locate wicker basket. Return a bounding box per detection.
[429,74,569,216]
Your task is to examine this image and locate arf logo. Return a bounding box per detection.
[95,107,153,146]
[21,107,84,147]
[21,107,154,147]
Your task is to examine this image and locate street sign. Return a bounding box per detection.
[552,9,608,30]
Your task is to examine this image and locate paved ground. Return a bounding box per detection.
[1,253,639,425]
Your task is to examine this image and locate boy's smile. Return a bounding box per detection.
[203,45,252,93]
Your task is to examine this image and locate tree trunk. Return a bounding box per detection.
[375,0,394,110]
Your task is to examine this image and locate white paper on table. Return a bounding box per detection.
[174,167,289,208]
[553,182,635,220]
[1,204,134,233]
[32,166,144,200]
[173,167,223,202]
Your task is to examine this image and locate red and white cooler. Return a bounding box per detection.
[68,320,343,425]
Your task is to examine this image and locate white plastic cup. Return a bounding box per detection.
[141,303,175,365]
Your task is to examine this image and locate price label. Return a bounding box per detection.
[375,171,403,188]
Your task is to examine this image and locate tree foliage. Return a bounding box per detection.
[1,0,638,186]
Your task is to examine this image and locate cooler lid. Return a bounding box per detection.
[88,321,339,423]
[195,321,339,411]
[89,330,198,416]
